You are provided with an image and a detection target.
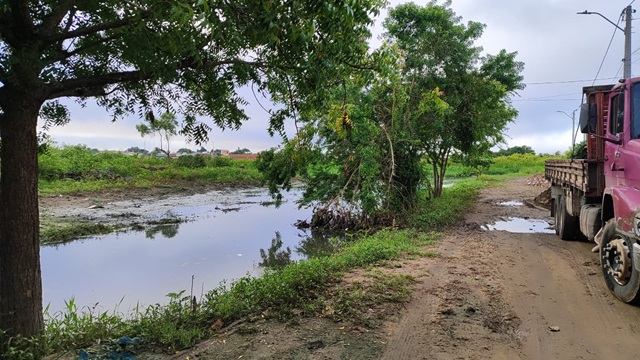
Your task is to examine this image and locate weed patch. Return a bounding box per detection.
[40,220,116,245]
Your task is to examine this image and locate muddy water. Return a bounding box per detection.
[40,188,315,314]
[483,217,555,234]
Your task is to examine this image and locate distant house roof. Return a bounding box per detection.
[228,153,258,161]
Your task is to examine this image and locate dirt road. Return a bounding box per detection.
[380,177,640,360]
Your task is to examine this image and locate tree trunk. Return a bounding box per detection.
[0,95,45,343]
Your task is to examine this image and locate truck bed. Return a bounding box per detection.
[544,159,589,192]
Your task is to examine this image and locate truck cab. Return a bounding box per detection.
[545,77,640,304]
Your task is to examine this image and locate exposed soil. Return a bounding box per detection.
[39,183,261,229]
[43,177,640,359]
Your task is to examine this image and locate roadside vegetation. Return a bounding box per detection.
[37,144,261,196]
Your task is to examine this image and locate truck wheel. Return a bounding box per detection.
[600,219,640,304]
[558,195,578,240]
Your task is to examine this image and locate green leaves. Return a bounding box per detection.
[0,0,386,144]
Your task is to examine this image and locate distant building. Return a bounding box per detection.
[228,153,258,161]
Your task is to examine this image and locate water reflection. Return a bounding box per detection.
[259,232,293,269]
[41,188,358,314]
[145,223,180,239]
[41,188,312,314]
[295,231,343,259]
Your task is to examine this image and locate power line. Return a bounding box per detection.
[521,92,580,100]
[613,62,624,79]
[592,13,623,85]
[525,77,619,85]
[512,99,581,102]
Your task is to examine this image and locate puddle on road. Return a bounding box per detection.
[497,200,524,206]
[483,217,555,234]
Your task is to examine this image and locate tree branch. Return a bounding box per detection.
[48,86,109,98]
[47,70,142,99]
[9,0,33,35]
[55,33,123,62]
[37,0,75,35]
[46,58,270,99]
[45,11,151,42]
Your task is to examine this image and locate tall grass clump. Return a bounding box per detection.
[445,153,558,179]
[485,153,548,175]
[37,145,262,195]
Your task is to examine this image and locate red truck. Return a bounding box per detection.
[545,78,640,304]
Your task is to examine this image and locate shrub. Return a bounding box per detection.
[175,155,206,169]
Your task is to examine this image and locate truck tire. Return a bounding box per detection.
[600,219,640,304]
[558,195,579,240]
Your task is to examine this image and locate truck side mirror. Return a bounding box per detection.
[579,103,597,133]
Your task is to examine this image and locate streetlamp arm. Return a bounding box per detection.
[577,10,624,32]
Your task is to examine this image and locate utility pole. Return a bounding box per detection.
[624,5,633,79]
[578,5,635,79]
[558,110,577,153]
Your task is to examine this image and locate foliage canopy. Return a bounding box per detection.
[257,1,525,227]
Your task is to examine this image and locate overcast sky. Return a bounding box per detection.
[44,0,636,155]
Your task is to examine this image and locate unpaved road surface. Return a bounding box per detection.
[379,177,640,360]
[45,178,640,359]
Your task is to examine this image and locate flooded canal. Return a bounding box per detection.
[40,188,316,314]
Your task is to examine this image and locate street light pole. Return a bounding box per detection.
[624,5,633,79]
[578,5,634,79]
[558,110,577,154]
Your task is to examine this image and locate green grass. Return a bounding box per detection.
[445,153,559,178]
[37,145,262,196]
[413,178,487,230]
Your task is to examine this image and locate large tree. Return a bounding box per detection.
[384,1,524,197]
[257,1,524,227]
[0,0,384,346]
[136,112,179,158]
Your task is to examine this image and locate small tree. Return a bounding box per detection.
[177,148,193,154]
[231,147,251,154]
[136,112,178,158]
[126,146,149,155]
